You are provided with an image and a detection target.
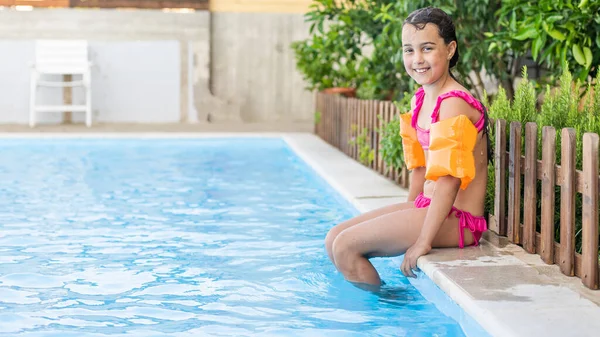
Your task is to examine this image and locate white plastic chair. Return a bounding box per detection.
[30,40,92,127]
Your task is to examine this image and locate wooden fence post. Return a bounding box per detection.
[494,119,507,236]
[508,122,522,244]
[541,126,556,264]
[313,91,323,137]
[368,100,373,168]
[523,122,537,253]
[386,103,395,180]
[337,96,343,149]
[582,133,599,289]
[560,128,577,276]
[377,102,385,175]
[351,98,357,158]
[325,94,331,144]
[345,98,358,157]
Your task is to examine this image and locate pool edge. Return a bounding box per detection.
[284,133,600,337]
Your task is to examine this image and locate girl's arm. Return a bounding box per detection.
[415,175,460,246]
[401,175,460,277]
[407,166,426,201]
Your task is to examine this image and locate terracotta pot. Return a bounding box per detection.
[322,87,357,98]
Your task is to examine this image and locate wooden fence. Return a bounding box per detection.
[491,121,599,289]
[0,0,209,9]
[316,92,410,188]
[317,91,600,290]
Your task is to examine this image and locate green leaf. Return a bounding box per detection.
[513,27,538,41]
[483,32,494,38]
[578,0,589,9]
[572,44,586,65]
[540,40,558,61]
[546,15,564,23]
[488,42,498,52]
[532,38,543,60]
[510,11,517,31]
[583,47,593,67]
[547,29,566,41]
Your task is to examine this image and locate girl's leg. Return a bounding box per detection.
[325,201,415,264]
[331,207,473,286]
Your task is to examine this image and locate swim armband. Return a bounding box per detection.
[425,115,477,190]
[399,113,426,170]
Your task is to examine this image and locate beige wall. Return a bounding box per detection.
[210,0,312,13]
[209,12,313,123]
[208,1,316,122]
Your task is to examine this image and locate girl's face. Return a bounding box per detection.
[401,23,456,86]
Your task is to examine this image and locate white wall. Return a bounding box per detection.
[0,40,181,124]
[0,8,314,125]
[0,8,208,125]
[90,41,180,123]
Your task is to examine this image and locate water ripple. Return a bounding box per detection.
[0,139,465,336]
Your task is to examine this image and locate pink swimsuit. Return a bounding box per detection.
[412,87,487,248]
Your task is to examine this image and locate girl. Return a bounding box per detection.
[325,7,490,287]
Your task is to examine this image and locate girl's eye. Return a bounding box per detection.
[403,49,413,53]
[423,47,432,52]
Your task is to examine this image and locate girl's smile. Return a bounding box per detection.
[401,23,455,86]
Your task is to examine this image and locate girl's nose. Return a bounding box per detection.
[413,52,425,64]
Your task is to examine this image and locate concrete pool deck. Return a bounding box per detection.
[285,133,600,337]
[1,127,598,337]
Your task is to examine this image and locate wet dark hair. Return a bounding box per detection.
[403,7,459,69]
[404,7,493,164]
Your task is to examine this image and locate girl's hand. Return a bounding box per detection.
[401,241,432,278]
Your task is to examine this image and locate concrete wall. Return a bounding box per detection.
[209,12,313,123]
[0,7,313,125]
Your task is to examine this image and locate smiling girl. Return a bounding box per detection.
[325,7,491,287]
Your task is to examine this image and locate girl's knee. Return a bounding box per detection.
[325,225,343,252]
[331,231,358,264]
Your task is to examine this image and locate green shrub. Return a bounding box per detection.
[488,66,600,255]
[378,91,413,171]
[349,126,375,166]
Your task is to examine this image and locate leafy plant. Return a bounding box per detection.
[512,67,537,127]
[489,0,600,82]
[292,0,396,93]
[379,116,403,171]
[488,86,512,122]
[349,126,375,165]
[291,24,363,91]
[378,90,413,171]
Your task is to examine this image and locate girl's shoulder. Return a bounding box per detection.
[434,89,485,123]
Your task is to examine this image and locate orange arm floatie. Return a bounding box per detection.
[399,113,426,170]
[425,115,477,190]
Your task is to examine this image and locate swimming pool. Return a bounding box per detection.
[0,137,488,336]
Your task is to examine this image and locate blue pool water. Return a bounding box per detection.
[0,138,480,336]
